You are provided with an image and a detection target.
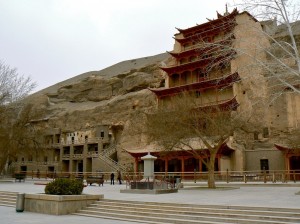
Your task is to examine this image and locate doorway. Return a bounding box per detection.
[260,159,269,172]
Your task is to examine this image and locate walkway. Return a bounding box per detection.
[0,179,300,224]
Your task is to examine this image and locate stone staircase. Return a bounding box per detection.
[99,144,128,172]
[74,199,300,224]
[0,191,17,207]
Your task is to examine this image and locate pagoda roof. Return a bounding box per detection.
[195,96,239,112]
[274,144,300,154]
[174,22,235,44]
[168,38,233,59]
[149,72,240,98]
[125,141,234,158]
[160,51,235,75]
[175,10,257,37]
[176,9,239,37]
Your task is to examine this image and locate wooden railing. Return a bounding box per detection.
[11,170,300,183]
[44,137,110,147]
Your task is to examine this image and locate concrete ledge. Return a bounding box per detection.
[120,189,178,194]
[24,194,103,215]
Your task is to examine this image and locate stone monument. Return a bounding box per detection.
[120,152,178,194]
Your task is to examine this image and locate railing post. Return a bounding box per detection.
[293,170,296,183]
[226,169,229,183]
[272,172,276,183]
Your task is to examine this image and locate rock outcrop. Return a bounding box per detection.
[26,53,169,167]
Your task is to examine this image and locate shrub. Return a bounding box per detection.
[45,178,83,195]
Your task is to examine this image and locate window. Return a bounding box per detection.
[100,131,104,138]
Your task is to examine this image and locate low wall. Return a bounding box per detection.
[24,194,103,215]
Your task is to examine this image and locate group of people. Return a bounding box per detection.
[110,170,122,185]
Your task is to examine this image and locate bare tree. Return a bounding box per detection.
[190,1,299,106]
[0,61,37,174]
[0,103,47,174]
[232,0,300,96]
[0,61,36,104]
[145,93,254,188]
[285,128,300,150]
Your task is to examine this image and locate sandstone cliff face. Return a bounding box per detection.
[27,53,169,167]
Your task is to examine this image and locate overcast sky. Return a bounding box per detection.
[0,0,234,92]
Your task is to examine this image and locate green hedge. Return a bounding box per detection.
[45,178,83,195]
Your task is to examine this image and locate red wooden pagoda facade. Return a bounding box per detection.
[126,9,245,174]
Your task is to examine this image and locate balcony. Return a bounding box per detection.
[72,154,84,159]
[87,151,99,158]
[14,161,59,166]
[45,137,109,147]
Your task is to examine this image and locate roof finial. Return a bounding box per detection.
[224,4,229,16]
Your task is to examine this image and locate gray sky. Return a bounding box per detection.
[0,0,232,92]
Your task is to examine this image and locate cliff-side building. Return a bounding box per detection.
[126,9,300,175]
[11,9,300,178]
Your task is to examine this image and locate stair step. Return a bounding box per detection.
[0,191,18,207]
[0,203,15,207]
[98,199,300,213]
[0,191,18,195]
[94,199,300,217]
[76,207,300,224]
[75,210,235,224]
[87,204,300,221]
[74,199,300,224]
[74,212,233,224]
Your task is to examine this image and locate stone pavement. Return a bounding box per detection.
[1,179,300,224]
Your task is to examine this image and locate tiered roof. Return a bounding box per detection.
[149,72,240,98]
[195,96,239,112]
[174,22,236,45]
[167,38,233,60]
[125,141,234,158]
[160,50,235,75]
[175,9,239,37]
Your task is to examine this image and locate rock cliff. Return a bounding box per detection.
[26,53,169,167]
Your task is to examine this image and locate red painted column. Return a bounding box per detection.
[165,158,168,175]
[199,159,202,172]
[181,157,185,179]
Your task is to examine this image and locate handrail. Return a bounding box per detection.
[11,170,300,184]
[44,137,110,147]
[98,153,127,172]
[102,143,117,157]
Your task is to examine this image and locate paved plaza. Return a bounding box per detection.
[0,179,300,224]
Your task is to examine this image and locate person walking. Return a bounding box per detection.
[110,172,115,185]
[117,170,122,184]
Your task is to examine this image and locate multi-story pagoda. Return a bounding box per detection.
[127,9,270,173]
[150,8,255,110]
